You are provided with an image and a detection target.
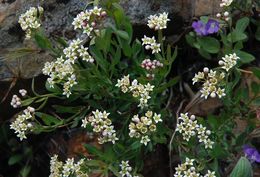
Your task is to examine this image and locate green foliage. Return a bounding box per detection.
[229,157,253,177]
[6,1,260,177]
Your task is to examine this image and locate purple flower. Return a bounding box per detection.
[243,145,260,163]
[192,21,207,36]
[192,19,220,36]
[206,19,220,34]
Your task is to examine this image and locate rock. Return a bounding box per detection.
[0,0,222,81]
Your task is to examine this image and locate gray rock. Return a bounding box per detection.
[0,0,221,81]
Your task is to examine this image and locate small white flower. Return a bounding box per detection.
[82,110,118,144]
[18,7,43,39]
[219,53,239,72]
[220,0,233,7]
[10,107,35,141]
[147,12,170,30]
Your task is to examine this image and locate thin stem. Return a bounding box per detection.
[158,29,165,59]
[238,68,253,74]
[169,100,185,177]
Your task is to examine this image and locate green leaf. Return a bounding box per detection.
[199,48,211,59]
[229,157,253,177]
[84,144,103,157]
[115,30,129,40]
[197,37,220,53]
[155,76,180,93]
[255,27,260,41]
[227,30,247,43]
[20,166,31,177]
[185,34,196,47]
[45,81,62,94]
[8,154,23,165]
[234,41,243,50]
[35,112,61,126]
[252,67,260,80]
[235,50,255,63]
[21,98,36,106]
[52,105,84,114]
[34,33,52,49]
[200,16,209,24]
[235,17,250,33]
[90,46,109,73]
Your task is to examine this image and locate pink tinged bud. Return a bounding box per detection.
[91,22,96,27]
[216,13,221,18]
[146,66,150,70]
[155,26,160,30]
[101,11,107,17]
[82,20,88,27]
[151,65,156,69]
[203,67,209,73]
[28,107,35,112]
[16,102,21,106]
[190,115,196,120]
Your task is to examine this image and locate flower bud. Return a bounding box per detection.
[203,67,209,73]
[218,60,224,65]
[101,11,107,17]
[190,115,196,120]
[210,92,216,98]
[224,11,229,17]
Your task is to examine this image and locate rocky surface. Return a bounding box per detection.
[0,0,222,81]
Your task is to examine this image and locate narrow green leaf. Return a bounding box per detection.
[252,67,260,80]
[229,157,253,177]
[35,112,61,126]
[235,17,250,33]
[8,154,23,165]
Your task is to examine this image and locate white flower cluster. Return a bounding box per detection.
[72,6,106,36]
[63,39,94,63]
[119,161,139,177]
[174,158,216,177]
[49,155,87,177]
[116,75,155,108]
[43,56,77,97]
[10,95,22,108]
[129,111,162,146]
[141,59,163,71]
[82,110,118,144]
[10,106,35,141]
[43,39,93,97]
[11,89,28,108]
[18,6,43,39]
[216,11,230,21]
[192,68,226,99]
[220,0,233,7]
[142,36,161,54]
[176,113,214,149]
[218,53,239,72]
[19,89,27,97]
[147,12,170,30]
